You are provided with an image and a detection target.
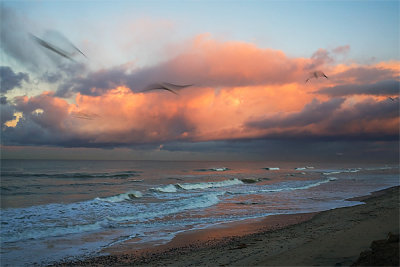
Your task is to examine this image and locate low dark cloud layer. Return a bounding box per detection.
[317,80,400,97]
[332,67,397,84]
[246,97,399,141]
[247,98,345,128]
[161,139,398,162]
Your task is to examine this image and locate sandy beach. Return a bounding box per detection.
[53,185,399,266]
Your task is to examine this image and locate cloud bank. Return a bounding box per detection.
[1,13,399,159]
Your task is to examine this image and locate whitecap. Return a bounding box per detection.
[177,178,243,190]
[150,184,178,193]
[211,167,229,171]
[96,190,143,203]
[260,177,337,193]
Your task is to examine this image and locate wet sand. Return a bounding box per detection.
[54,186,399,266]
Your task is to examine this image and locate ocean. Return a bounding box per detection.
[0,159,399,266]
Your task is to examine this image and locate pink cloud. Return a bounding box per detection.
[2,36,399,147]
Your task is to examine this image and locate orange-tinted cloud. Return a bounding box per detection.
[2,36,399,148]
[57,35,314,97]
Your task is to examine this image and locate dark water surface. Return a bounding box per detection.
[1,159,398,266]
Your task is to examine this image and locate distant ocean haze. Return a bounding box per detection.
[0,159,399,266]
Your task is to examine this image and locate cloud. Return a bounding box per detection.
[0,96,8,104]
[41,71,63,84]
[246,97,399,141]
[0,5,88,87]
[317,79,400,97]
[160,139,398,162]
[247,98,346,128]
[2,80,398,150]
[0,66,30,93]
[0,6,49,70]
[1,103,16,126]
[330,66,398,84]
[57,35,311,96]
[1,27,398,153]
[306,48,334,70]
[305,45,350,70]
[332,45,350,55]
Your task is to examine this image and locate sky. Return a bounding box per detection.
[0,0,399,162]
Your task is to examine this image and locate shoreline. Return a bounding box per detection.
[53,185,399,266]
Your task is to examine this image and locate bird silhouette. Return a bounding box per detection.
[71,111,100,120]
[305,71,328,83]
[30,33,86,61]
[141,82,193,95]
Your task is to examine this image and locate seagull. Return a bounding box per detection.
[388,96,397,102]
[141,82,193,95]
[305,71,328,83]
[71,111,100,120]
[30,33,87,61]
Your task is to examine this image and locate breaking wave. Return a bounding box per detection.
[96,190,143,203]
[260,177,337,193]
[150,178,243,193]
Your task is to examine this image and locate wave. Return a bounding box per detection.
[108,192,223,223]
[177,178,243,190]
[150,178,243,193]
[195,167,229,172]
[260,177,337,193]
[0,170,141,179]
[150,184,178,193]
[322,168,361,175]
[95,190,143,203]
[1,191,223,243]
[1,219,109,243]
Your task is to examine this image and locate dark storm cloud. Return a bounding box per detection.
[326,98,399,131]
[56,65,128,97]
[0,96,95,147]
[0,96,8,104]
[1,92,196,148]
[41,72,63,83]
[0,66,30,93]
[332,67,397,84]
[246,97,399,141]
[0,104,16,125]
[317,80,400,97]
[247,98,345,128]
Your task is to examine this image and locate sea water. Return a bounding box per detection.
[0,160,399,266]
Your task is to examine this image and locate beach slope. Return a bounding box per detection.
[56,186,399,266]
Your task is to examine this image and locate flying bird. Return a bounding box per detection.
[305,71,328,83]
[71,111,100,120]
[30,33,87,61]
[388,96,398,102]
[141,82,193,95]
